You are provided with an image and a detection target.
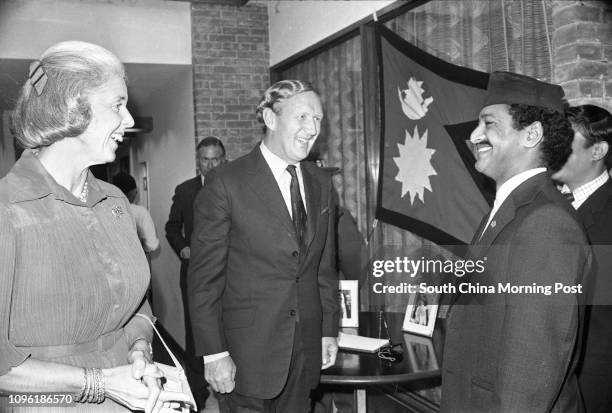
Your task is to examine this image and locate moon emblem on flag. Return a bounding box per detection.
[397,77,434,120]
[393,126,437,205]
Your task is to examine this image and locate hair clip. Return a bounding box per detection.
[28,60,48,96]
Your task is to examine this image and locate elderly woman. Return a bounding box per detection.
[0,41,189,412]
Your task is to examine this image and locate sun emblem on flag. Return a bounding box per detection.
[393,126,437,204]
[398,77,434,120]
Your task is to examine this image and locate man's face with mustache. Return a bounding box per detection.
[470,104,527,188]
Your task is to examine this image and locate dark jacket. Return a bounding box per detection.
[576,179,612,413]
[165,176,202,279]
[187,147,340,398]
[441,173,591,413]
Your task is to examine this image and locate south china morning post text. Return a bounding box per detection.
[370,256,583,296]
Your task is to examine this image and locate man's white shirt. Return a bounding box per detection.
[561,170,610,210]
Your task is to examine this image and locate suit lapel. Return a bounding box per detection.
[579,200,596,230]
[190,176,202,201]
[245,148,297,240]
[477,198,517,249]
[301,164,321,251]
[473,173,547,254]
[470,212,492,245]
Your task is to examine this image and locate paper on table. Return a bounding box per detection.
[337,332,390,353]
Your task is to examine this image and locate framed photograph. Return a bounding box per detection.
[404,333,439,372]
[402,292,439,337]
[404,333,442,404]
[339,280,359,327]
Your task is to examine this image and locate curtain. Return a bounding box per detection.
[386,0,554,78]
[278,0,555,312]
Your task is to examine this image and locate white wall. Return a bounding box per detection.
[130,65,196,348]
[0,0,191,64]
[267,0,395,65]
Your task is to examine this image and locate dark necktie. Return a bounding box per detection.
[286,165,307,245]
[563,191,574,202]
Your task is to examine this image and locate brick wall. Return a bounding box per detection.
[191,1,269,160]
[553,0,612,112]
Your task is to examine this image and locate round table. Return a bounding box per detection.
[320,312,444,413]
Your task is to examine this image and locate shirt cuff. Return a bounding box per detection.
[204,351,230,364]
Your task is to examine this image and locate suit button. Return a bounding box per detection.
[290,309,296,316]
[295,277,300,283]
[292,251,299,258]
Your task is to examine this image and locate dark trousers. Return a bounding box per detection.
[220,324,312,413]
[180,261,209,409]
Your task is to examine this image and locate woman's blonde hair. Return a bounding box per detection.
[12,41,125,149]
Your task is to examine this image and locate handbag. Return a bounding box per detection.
[135,313,197,412]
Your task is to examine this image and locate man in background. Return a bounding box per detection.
[165,136,226,410]
[188,80,339,413]
[441,72,591,412]
[112,172,159,254]
[552,104,612,413]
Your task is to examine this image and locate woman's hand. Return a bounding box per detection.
[129,347,153,380]
[128,340,178,413]
[103,364,190,413]
[131,351,164,412]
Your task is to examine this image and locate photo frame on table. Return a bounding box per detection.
[402,292,439,337]
[404,333,439,372]
[338,280,359,327]
[404,332,442,403]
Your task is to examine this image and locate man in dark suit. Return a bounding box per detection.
[552,105,612,413]
[165,136,226,410]
[188,80,340,413]
[441,72,592,413]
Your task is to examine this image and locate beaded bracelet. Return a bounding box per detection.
[75,367,105,404]
[93,368,105,404]
[86,368,95,403]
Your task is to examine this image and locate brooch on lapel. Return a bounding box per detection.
[111,205,123,219]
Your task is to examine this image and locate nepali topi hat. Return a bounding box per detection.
[482,71,565,114]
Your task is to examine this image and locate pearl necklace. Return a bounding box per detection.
[78,181,89,203]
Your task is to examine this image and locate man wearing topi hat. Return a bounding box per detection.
[441,72,592,413]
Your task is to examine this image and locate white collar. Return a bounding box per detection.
[259,141,300,180]
[494,168,547,209]
[571,170,610,209]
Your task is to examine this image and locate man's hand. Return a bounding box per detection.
[204,355,236,393]
[321,336,338,369]
[179,246,190,260]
